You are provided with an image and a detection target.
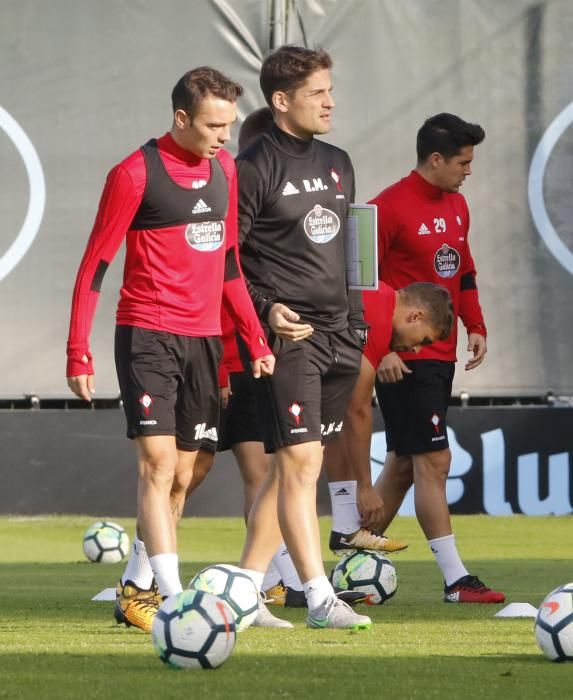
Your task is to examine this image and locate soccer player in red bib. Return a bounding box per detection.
[66,67,274,631]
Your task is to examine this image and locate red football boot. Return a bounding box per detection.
[444,575,505,603]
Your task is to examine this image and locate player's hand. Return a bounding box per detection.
[220,384,231,409]
[251,354,275,378]
[268,303,314,342]
[67,371,95,402]
[465,333,487,371]
[357,483,385,529]
[377,352,412,383]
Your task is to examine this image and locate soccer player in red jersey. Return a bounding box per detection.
[333,282,454,526]
[333,114,505,603]
[66,67,274,631]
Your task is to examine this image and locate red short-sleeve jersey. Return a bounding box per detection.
[362,282,396,370]
[370,170,486,362]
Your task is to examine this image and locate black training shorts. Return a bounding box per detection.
[115,325,222,452]
[375,360,455,456]
[252,326,362,453]
[217,370,262,452]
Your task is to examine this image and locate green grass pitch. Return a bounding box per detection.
[0,515,572,699]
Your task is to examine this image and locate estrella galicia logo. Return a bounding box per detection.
[303,205,340,244]
[185,220,225,252]
[434,244,461,278]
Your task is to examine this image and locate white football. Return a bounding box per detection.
[152,589,236,669]
[82,520,129,563]
[189,564,259,632]
[535,582,573,661]
[332,551,397,605]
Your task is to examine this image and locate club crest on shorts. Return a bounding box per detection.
[288,402,308,434]
[185,220,225,251]
[430,412,446,442]
[138,393,158,426]
[303,205,340,244]
[139,393,153,416]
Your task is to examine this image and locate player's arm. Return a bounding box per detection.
[368,196,407,380]
[221,162,274,377]
[342,355,385,528]
[267,303,314,342]
[218,307,236,409]
[66,164,141,400]
[377,352,412,383]
[458,210,487,371]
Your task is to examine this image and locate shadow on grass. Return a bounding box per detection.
[0,648,568,700]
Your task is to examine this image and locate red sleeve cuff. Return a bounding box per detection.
[244,334,272,361]
[66,350,94,377]
[468,323,487,339]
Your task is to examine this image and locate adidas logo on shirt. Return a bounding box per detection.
[282,181,300,196]
[417,222,431,235]
[192,199,211,214]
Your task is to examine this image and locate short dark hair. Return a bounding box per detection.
[401,282,454,341]
[238,107,274,151]
[171,67,243,121]
[260,45,332,108]
[416,113,485,163]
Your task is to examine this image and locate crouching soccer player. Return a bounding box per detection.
[326,281,455,536]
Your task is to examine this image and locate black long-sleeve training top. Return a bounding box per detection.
[236,123,363,333]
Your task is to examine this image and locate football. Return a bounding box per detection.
[82,520,129,563]
[152,589,236,670]
[189,564,259,632]
[534,582,573,661]
[332,551,397,605]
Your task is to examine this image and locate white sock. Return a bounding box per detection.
[261,561,281,592]
[148,553,183,597]
[241,568,265,593]
[428,534,469,586]
[329,480,361,534]
[303,575,335,616]
[121,536,154,589]
[272,543,303,590]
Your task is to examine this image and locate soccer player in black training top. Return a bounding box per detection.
[236,45,371,630]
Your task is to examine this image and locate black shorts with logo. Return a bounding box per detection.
[115,326,222,452]
[375,360,455,456]
[217,370,262,452]
[252,326,362,454]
